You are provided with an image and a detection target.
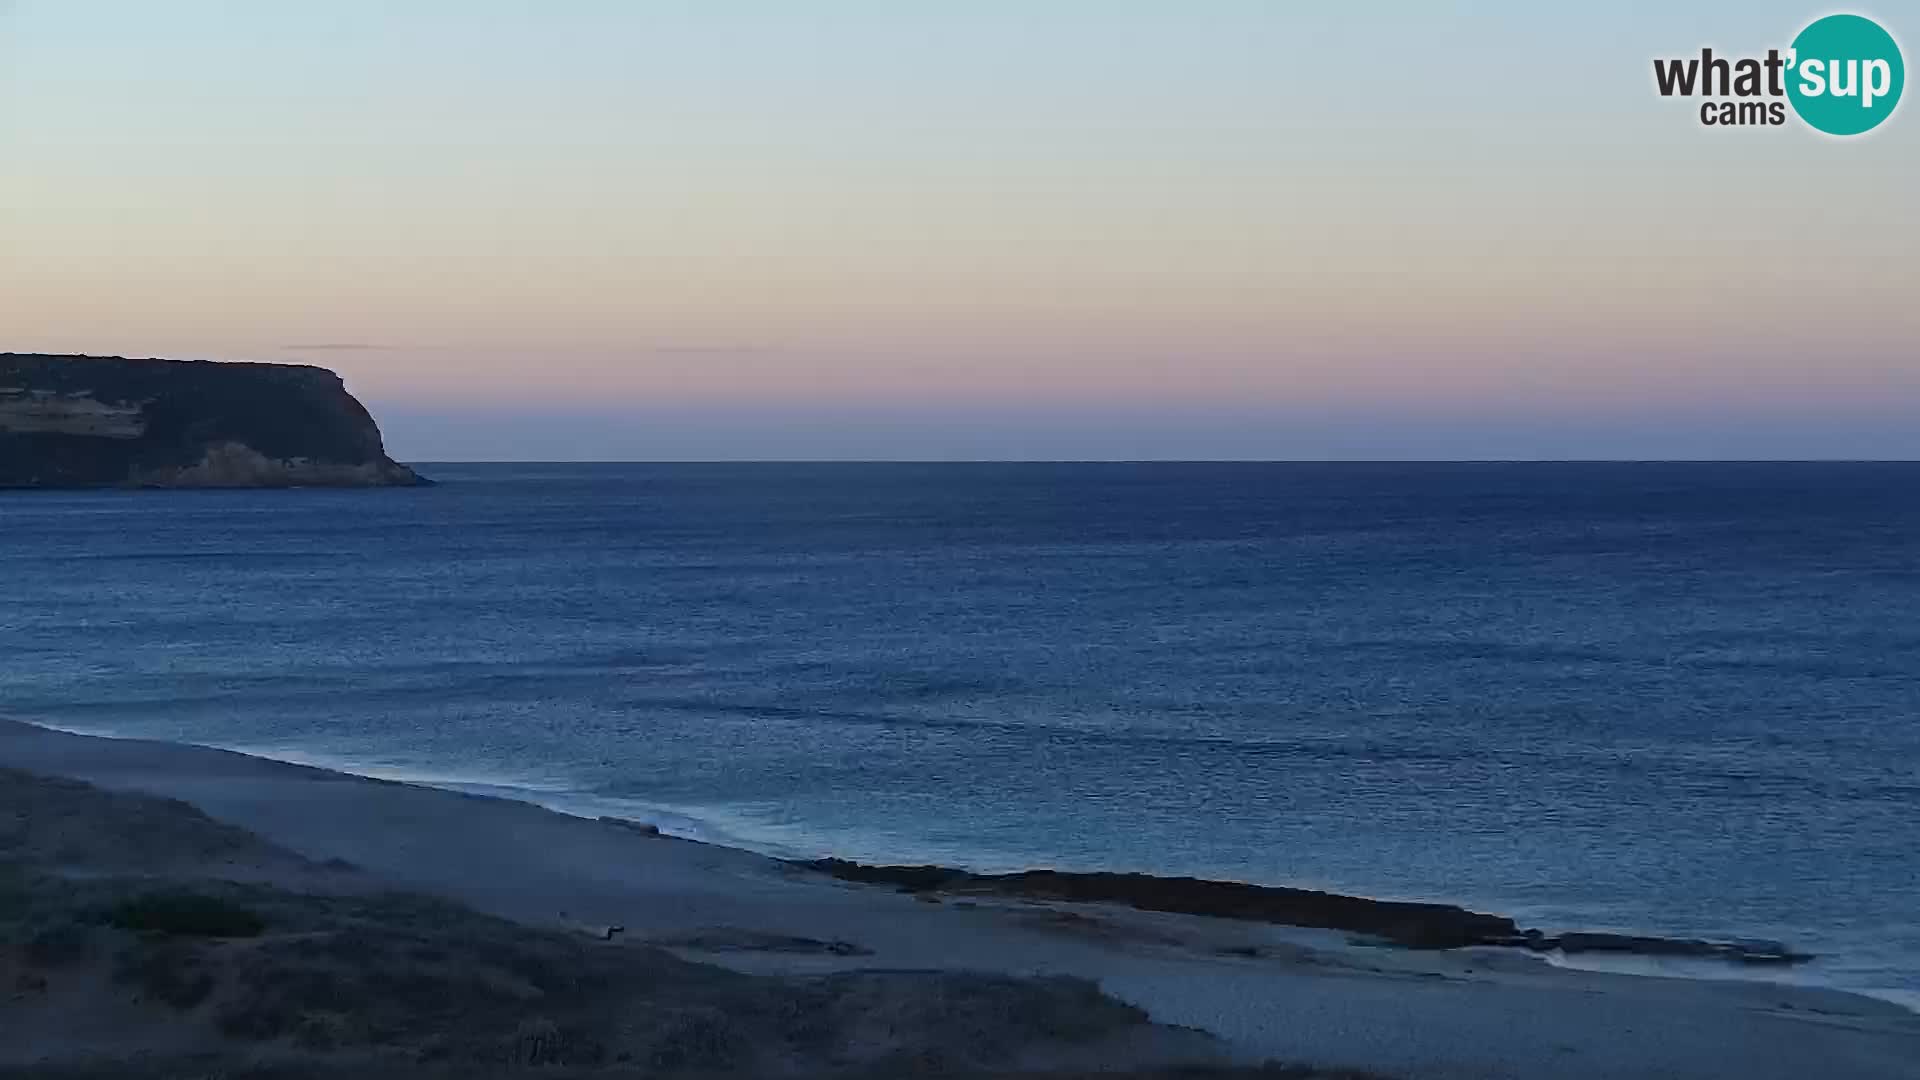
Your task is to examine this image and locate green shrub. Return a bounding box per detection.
[103,892,266,938]
[24,919,92,966]
[114,939,217,1009]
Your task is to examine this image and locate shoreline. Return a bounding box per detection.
[6,717,1920,1078]
[9,717,1893,1004]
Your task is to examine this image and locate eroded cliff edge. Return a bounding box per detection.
[0,353,428,488]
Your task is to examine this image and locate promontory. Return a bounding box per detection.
[0,353,427,488]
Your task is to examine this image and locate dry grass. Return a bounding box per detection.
[2,767,1400,1080]
[0,770,1186,1077]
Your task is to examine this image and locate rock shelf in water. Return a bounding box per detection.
[802,858,1814,965]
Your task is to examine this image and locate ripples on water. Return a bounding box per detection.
[3,462,1916,1005]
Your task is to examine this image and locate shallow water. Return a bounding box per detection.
[3,462,1916,1004]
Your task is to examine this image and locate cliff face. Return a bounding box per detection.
[0,354,427,489]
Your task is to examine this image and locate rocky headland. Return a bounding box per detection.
[0,353,426,488]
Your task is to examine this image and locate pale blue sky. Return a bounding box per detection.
[1,2,1914,459]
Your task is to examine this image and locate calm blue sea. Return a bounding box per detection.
[3,463,1917,1004]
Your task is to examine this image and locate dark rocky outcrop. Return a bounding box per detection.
[0,353,427,488]
[802,859,1814,964]
[1529,930,1811,965]
[803,860,1517,950]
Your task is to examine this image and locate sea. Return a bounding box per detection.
[3,462,1916,1007]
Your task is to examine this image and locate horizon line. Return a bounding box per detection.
[398,458,1920,466]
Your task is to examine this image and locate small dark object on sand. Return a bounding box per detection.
[559,910,625,940]
[599,816,663,838]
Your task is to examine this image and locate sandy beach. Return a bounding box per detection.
[4,717,1917,1079]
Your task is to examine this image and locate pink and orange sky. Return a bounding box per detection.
[2,2,1915,459]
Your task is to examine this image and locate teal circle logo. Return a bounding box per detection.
[1787,14,1904,135]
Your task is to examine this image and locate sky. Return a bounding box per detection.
[1,1,1915,460]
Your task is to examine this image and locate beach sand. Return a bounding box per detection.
[4,717,1916,1079]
